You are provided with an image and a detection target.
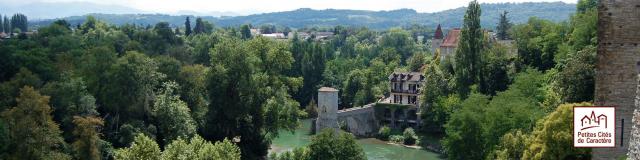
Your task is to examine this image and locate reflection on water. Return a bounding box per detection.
[270,119,444,160]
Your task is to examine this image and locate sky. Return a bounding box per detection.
[2,0,577,14]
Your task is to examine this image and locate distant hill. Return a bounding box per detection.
[0,2,144,20]
[29,2,575,30]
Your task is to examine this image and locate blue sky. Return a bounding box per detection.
[2,0,577,14]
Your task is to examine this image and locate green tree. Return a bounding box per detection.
[185,17,192,36]
[193,18,213,34]
[187,33,220,65]
[154,22,177,45]
[420,54,454,107]
[193,18,204,34]
[478,44,510,95]
[270,147,310,160]
[555,46,595,103]
[104,51,165,122]
[260,24,276,34]
[205,37,301,159]
[0,119,8,158]
[420,94,460,133]
[489,130,528,160]
[298,41,326,107]
[53,19,71,30]
[567,2,597,52]
[102,51,165,147]
[174,25,181,35]
[176,64,209,130]
[510,17,562,71]
[72,116,104,160]
[154,56,182,82]
[445,69,549,160]
[3,16,10,34]
[42,72,98,141]
[283,26,291,37]
[240,24,252,40]
[162,135,241,160]
[80,46,117,105]
[407,52,426,72]
[9,13,27,33]
[342,69,368,107]
[153,81,197,146]
[201,138,242,160]
[576,0,597,13]
[0,14,3,33]
[522,103,592,159]
[1,86,71,160]
[0,68,43,111]
[38,21,72,38]
[308,129,366,160]
[80,16,98,34]
[496,11,512,40]
[442,94,489,160]
[454,0,484,98]
[114,134,161,160]
[379,28,416,64]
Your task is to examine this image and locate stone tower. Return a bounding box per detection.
[431,24,444,53]
[594,0,640,159]
[316,87,339,133]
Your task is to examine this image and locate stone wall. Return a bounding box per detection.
[594,0,640,159]
[337,104,378,136]
[630,74,640,159]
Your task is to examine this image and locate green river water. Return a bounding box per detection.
[270,119,444,160]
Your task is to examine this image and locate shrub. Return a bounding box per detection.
[390,135,404,144]
[403,128,417,145]
[377,126,391,140]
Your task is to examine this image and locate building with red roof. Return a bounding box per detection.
[440,28,461,57]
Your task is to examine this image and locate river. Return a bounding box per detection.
[270,119,444,160]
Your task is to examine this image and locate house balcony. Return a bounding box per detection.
[390,89,420,94]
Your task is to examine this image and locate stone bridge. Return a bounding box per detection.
[337,104,377,136]
[315,87,420,137]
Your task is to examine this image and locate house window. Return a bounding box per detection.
[393,83,401,91]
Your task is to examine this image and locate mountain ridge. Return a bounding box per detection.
[27,2,576,30]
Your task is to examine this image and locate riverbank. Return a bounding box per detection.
[270,119,444,160]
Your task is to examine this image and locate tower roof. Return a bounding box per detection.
[319,87,338,92]
[434,24,443,39]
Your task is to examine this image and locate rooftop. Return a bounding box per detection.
[319,87,339,92]
[388,72,424,82]
[441,28,461,47]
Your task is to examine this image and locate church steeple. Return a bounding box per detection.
[434,24,443,39]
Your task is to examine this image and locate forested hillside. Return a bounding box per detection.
[29,2,575,30]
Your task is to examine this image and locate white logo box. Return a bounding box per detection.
[573,106,615,148]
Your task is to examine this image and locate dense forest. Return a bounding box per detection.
[0,0,596,159]
[28,2,575,30]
